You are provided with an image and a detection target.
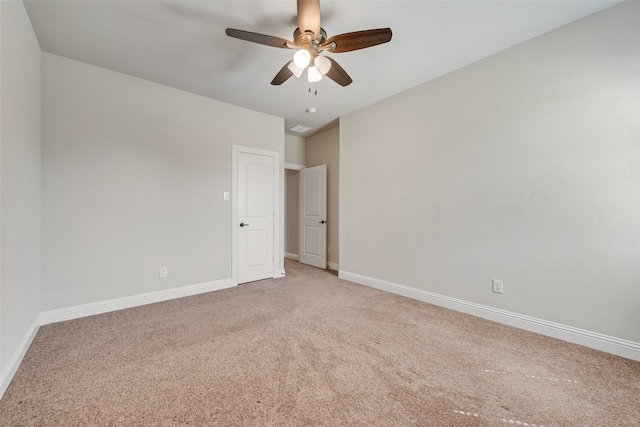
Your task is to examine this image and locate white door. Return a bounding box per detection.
[299,164,327,269]
[237,152,274,283]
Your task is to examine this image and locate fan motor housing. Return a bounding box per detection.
[294,27,327,54]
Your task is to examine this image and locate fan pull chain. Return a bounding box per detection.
[308,82,318,95]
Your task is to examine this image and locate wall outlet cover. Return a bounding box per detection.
[492,279,503,294]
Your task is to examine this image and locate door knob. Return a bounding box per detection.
[240,222,249,227]
[319,220,327,224]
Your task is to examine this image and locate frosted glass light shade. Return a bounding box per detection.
[314,56,332,75]
[307,66,322,83]
[293,49,311,69]
[287,61,303,78]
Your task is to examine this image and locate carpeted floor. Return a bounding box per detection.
[1,260,639,426]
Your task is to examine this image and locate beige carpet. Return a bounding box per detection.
[1,260,639,426]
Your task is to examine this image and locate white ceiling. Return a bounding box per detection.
[24,0,622,137]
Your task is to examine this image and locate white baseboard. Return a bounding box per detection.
[1,317,40,399]
[328,262,339,271]
[40,278,235,325]
[1,278,235,400]
[339,270,640,362]
[284,252,299,261]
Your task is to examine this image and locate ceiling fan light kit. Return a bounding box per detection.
[307,66,322,83]
[314,56,331,75]
[225,0,392,91]
[287,61,304,78]
[293,49,311,69]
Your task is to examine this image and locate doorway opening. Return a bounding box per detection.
[284,165,328,269]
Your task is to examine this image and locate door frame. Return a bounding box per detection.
[232,145,281,285]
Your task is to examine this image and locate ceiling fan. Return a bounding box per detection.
[225,0,392,88]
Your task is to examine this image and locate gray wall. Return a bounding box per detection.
[340,2,640,342]
[42,53,284,311]
[0,0,42,375]
[306,127,340,268]
[285,134,306,166]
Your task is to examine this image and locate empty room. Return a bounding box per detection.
[1,0,639,425]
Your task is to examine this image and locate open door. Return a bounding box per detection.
[299,165,327,269]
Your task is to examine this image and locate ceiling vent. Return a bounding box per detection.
[288,124,312,133]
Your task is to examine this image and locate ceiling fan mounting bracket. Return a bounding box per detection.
[318,42,336,53]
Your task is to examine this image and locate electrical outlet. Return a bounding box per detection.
[492,279,503,294]
[160,267,168,278]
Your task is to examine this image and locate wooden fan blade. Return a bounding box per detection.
[271,61,295,85]
[297,0,321,39]
[325,28,392,53]
[225,28,291,49]
[325,58,352,87]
